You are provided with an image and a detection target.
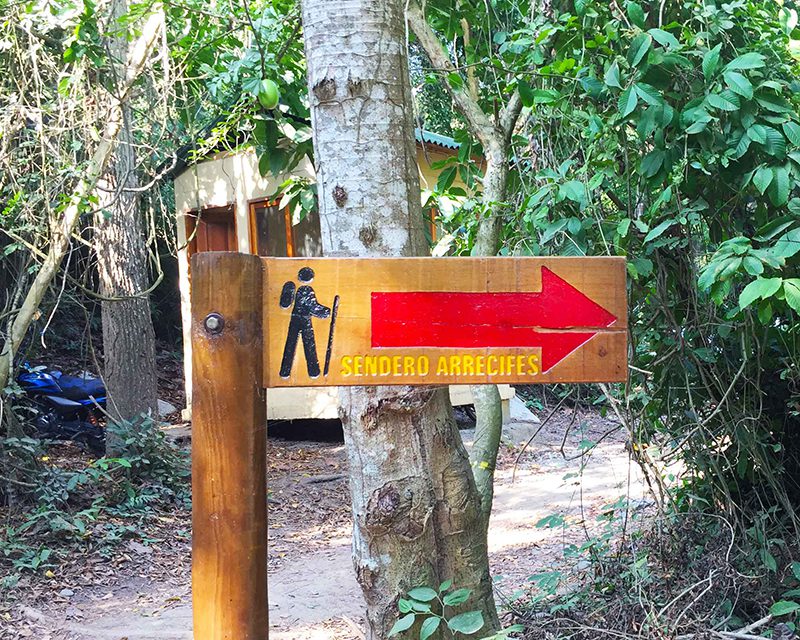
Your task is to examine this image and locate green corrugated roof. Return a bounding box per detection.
[414,128,460,150]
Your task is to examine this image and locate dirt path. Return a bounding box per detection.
[4,406,645,639]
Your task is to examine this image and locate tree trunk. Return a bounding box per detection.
[94,0,158,452]
[301,0,499,637]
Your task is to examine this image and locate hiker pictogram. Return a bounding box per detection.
[279,267,339,378]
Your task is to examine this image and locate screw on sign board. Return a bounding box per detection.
[189,252,627,640]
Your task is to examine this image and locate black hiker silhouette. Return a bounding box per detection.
[279,267,331,378]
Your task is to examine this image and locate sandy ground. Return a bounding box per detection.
[3,403,647,639]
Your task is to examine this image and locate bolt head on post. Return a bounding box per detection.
[204,312,224,335]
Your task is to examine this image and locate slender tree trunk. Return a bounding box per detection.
[94,0,158,451]
[302,1,499,637]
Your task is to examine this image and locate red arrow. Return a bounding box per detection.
[370,267,618,372]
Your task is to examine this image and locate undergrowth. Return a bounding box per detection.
[0,415,189,590]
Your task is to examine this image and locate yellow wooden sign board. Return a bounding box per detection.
[262,257,627,387]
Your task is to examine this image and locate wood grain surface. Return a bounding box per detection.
[262,257,627,387]
[191,252,268,640]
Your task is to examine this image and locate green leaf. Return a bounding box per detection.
[618,86,638,117]
[764,127,787,157]
[408,587,438,602]
[775,229,800,258]
[439,579,453,593]
[748,124,767,144]
[784,280,800,313]
[560,181,586,206]
[604,61,622,89]
[707,91,740,112]
[420,616,441,640]
[739,277,782,309]
[702,44,722,81]
[734,133,751,159]
[742,256,764,276]
[443,588,472,606]
[770,600,800,617]
[436,165,457,192]
[518,80,535,108]
[447,73,464,90]
[783,122,800,146]
[723,71,753,99]
[447,611,485,635]
[626,1,646,28]
[769,167,791,206]
[634,83,662,105]
[644,219,674,243]
[757,94,793,114]
[628,33,652,67]
[648,28,679,49]
[641,150,665,177]
[726,52,766,71]
[389,613,416,636]
[753,166,774,194]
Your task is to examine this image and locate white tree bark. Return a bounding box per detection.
[302,0,499,637]
[0,8,164,392]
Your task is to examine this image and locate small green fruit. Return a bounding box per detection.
[258,79,280,110]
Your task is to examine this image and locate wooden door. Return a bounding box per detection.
[185,206,237,256]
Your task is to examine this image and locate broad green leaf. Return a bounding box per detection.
[439,579,453,593]
[783,122,800,146]
[408,587,438,602]
[388,613,415,636]
[784,280,800,313]
[753,166,773,194]
[420,616,441,640]
[634,83,662,105]
[734,133,751,159]
[748,124,767,144]
[617,218,632,238]
[628,34,652,67]
[707,91,740,112]
[774,229,800,258]
[604,61,622,89]
[641,150,665,177]
[648,28,679,49]
[742,256,764,276]
[443,588,472,606]
[618,86,638,117]
[436,166,457,192]
[757,94,793,114]
[518,80,535,108]
[764,127,787,157]
[560,180,586,205]
[626,1,646,28]
[726,52,766,71]
[724,71,753,99]
[702,44,722,81]
[739,277,782,308]
[447,611,485,635]
[770,600,800,617]
[644,219,674,243]
[769,167,790,206]
[447,73,464,90]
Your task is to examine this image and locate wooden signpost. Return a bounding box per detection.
[190,252,627,640]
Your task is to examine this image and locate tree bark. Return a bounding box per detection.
[408,2,523,532]
[301,0,499,637]
[0,8,163,393]
[94,0,159,450]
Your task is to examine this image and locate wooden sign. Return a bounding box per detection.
[263,257,627,387]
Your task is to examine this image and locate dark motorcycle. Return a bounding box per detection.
[16,364,107,454]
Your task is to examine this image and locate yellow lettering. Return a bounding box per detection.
[354,356,363,376]
[392,355,402,376]
[341,356,353,377]
[506,355,514,374]
[403,356,416,375]
[449,355,462,376]
[527,354,540,375]
[418,356,430,376]
[475,355,485,376]
[516,355,525,375]
[379,356,391,375]
[487,355,498,376]
[462,355,475,376]
[436,356,449,375]
[365,356,378,376]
